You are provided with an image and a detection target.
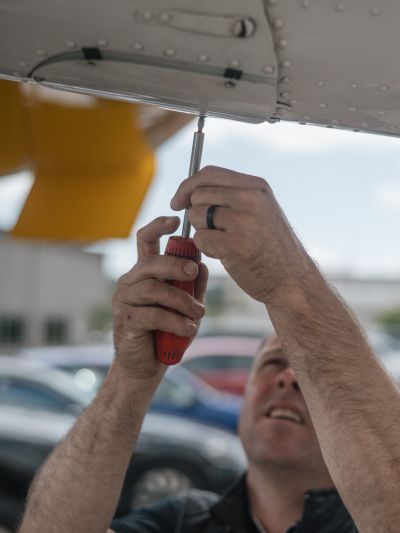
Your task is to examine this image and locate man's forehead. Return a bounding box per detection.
[263,335,282,353]
[257,335,283,356]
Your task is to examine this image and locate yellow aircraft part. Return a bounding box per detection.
[0,80,155,241]
[0,80,30,176]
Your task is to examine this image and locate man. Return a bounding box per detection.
[19,166,400,533]
[108,334,353,533]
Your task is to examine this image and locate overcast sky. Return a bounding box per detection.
[1,117,400,280]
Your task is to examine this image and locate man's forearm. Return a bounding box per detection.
[266,265,400,533]
[18,362,160,533]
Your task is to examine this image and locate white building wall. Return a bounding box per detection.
[203,273,400,336]
[0,235,111,350]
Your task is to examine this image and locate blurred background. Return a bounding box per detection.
[1,79,400,532]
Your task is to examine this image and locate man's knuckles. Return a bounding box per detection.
[134,255,198,281]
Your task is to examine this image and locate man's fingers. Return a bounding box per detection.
[136,216,180,259]
[117,303,198,338]
[188,205,239,232]
[190,186,233,209]
[193,230,230,260]
[119,255,198,286]
[118,279,205,321]
[194,262,209,304]
[171,166,269,211]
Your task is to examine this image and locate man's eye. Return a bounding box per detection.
[264,358,285,367]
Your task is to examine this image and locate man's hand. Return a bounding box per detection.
[112,216,208,380]
[18,216,208,533]
[171,166,312,304]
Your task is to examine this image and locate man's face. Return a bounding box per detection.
[238,336,326,473]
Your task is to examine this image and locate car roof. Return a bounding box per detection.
[0,355,93,406]
[19,345,114,365]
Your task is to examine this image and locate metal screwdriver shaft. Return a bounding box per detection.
[181,115,205,238]
[155,114,206,365]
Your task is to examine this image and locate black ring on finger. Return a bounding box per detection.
[206,205,220,230]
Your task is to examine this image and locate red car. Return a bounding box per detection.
[182,336,262,396]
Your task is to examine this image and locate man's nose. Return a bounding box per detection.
[276,367,300,392]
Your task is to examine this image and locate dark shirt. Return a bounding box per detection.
[110,476,358,533]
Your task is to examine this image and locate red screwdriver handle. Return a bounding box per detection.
[155,236,201,365]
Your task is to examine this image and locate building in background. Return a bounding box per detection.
[0,232,112,353]
[203,273,400,340]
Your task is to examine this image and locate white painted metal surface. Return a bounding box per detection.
[0,0,399,135]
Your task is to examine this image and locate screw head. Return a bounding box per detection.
[164,48,176,57]
[263,65,275,74]
[232,18,256,38]
[224,80,236,89]
[230,59,241,68]
[132,43,144,51]
[142,11,152,21]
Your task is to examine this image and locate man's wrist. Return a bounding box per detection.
[97,360,163,420]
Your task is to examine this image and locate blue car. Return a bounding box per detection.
[19,345,242,433]
[151,366,241,432]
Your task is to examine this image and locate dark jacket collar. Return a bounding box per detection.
[210,475,357,533]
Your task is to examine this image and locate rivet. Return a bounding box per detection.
[348,106,357,112]
[281,60,291,68]
[263,64,275,74]
[142,11,153,21]
[18,61,28,68]
[318,103,328,109]
[230,59,241,68]
[289,99,298,106]
[278,38,288,49]
[273,18,284,29]
[159,13,170,23]
[65,41,77,49]
[335,3,345,13]
[350,83,358,89]
[224,80,236,89]
[164,48,176,57]
[97,39,108,47]
[379,84,389,92]
[281,76,291,83]
[300,0,311,8]
[36,49,47,56]
[280,91,290,98]
[198,54,209,62]
[370,7,381,16]
[316,81,326,87]
[132,43,144,51]
[331,119,340,125]
[303,115,311,121]
[360,122,369,128]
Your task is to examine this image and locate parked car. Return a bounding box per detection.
[0,356,94,416]
[19,346,242,432]
[182,336,262,395]
[0,402,246,531]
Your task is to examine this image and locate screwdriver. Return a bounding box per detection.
[155,115,205,365]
